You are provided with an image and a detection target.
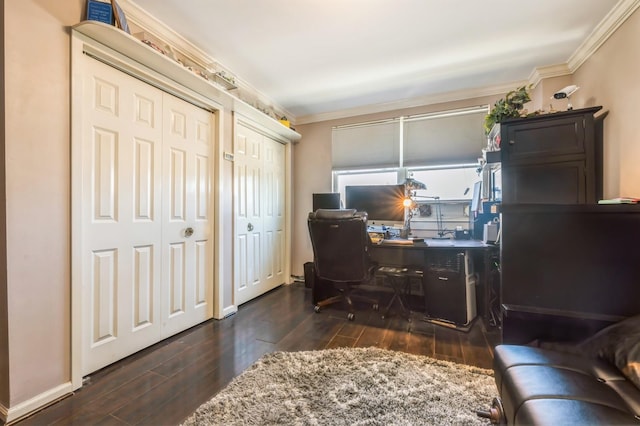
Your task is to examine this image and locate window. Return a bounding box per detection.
[408,165,479,201]
[331,106,488,171]
[331,106,488,234]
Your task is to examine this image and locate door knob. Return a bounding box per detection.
[247,223,254,232]
[184,227,194,237]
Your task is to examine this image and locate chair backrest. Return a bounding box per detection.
[307,209,372,283]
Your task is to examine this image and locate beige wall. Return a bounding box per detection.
[571,7,640,199]
[3,0,83,409]
[0,0,9,409]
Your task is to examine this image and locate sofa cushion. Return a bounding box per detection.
[493,344,624,391]
[493,344,640,425]
[515,399,640,425]
[578,314,640,389]
[500,364,635,424]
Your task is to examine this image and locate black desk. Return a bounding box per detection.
[369,238,499,328]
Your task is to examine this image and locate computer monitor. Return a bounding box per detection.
[471,181,482,213]
[345,184,405,224]
[312,193,341,211]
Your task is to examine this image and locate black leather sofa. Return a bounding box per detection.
[481,315,640,425]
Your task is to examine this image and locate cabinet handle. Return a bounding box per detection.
[437,276,449,281]
[509,140,515,145]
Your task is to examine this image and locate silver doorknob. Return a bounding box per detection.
[184,227,194,237]
[247,223,254,232]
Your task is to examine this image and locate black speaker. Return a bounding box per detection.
[303,262,314,288]
[312,193,341,211]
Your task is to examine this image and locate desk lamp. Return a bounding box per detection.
[401,178,426,238]
[402,178,450,239]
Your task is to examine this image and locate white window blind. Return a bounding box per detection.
[403,108,487,167]
[332,120,400,169]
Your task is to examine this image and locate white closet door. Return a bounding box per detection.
[161,93,213,336]
[234,124,264,305]
[81,57,214,375]
[234,124,286,305]
[82,58,163,374]
[262,137,286,290]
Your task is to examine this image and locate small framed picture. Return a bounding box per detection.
[86,0,113,25]
[111,0,130,34]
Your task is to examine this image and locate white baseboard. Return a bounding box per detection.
[0,382,73,425]
[221,305,238,318]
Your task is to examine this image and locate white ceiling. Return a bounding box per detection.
[129,0,621,122]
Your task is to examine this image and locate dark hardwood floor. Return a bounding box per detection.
[14,282,501,426]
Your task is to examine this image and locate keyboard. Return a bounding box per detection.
[379,238,414,245]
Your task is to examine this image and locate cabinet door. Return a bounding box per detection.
[502,114,589,164]
[502,160,587,204]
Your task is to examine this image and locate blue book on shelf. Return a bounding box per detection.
[87,0,113,25]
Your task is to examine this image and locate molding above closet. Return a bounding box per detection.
[73,21,301,143]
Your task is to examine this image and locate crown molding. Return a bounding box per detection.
[299,0,639,126]
[120,0,296,121]
[568,0,640,71]
[295,81,527,125]
[122,0,639,126]
[119,0,211,68]
[528,63,572,88]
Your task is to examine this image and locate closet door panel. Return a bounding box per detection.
[262,137,286,289]
[82,57,163,375]
[161,93,213,336]
[234,124,264,305]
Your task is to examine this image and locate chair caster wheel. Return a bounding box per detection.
[347,313,355,321]
[314,305,321,313]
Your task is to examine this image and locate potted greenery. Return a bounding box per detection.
[484,85,532,134]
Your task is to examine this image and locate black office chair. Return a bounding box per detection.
[307,209,379,320]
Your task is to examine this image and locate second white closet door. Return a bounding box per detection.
[234,123,286,305]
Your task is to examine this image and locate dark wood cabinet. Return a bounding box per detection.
[495,108,617,343]
[500,106,602,204]
[500,204,640,344]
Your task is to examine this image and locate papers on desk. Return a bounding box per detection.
[379,239,414,245]
[598,197,640,204]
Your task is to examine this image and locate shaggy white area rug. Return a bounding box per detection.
[182,347,496,425]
